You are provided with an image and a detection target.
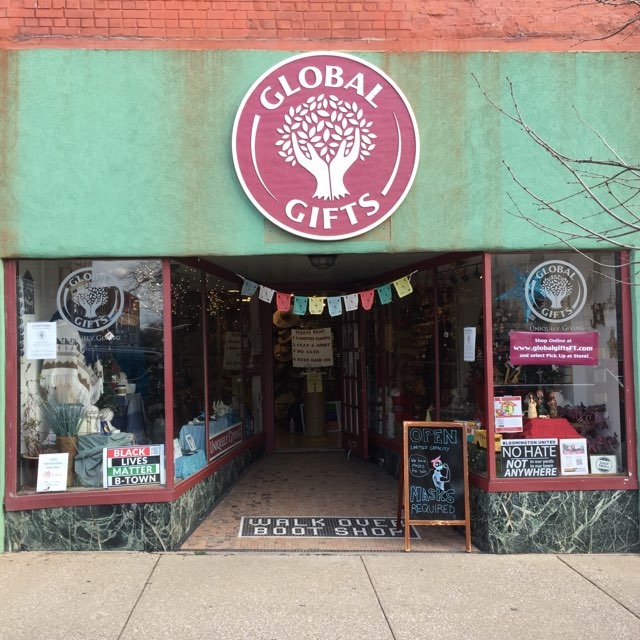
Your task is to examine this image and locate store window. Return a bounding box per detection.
[366,259,484,441]
[172,263,261,481]
[16,259,165,492]
[488,252,628,479]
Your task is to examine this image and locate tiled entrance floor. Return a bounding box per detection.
[181,451,475,553]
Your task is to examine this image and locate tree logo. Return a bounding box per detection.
[232,52,420,240]
[524,260,588,323]
[57,267,125,332]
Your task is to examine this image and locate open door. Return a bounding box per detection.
[340,312,368,458]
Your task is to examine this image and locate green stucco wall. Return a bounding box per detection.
[1,50,639,258]
[1,50,639,544]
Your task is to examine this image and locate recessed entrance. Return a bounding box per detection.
[181,451,472,552]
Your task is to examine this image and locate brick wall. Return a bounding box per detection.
[1,0,639,49]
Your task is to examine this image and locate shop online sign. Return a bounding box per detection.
[509,331,599,366]
[232,52,420,240]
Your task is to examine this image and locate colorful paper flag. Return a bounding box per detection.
[393,276,413,298]
[293,296,308,315]
[258,286,275,303]
[343,293,359,312]
[376,284,392,305]
[327,296,343,317]
[308,297,325,315]
[276,291,292,312]
[241,279,259,296]
[360,289,375,310]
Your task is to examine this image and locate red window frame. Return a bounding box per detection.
[476,252,638,492]
[3,258,265,511]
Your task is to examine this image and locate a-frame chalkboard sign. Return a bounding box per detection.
[400,421,471,552]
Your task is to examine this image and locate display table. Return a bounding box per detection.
[175,416,239,479]
[175,449,207,479]
[179,415,238,450]
[522,417,580,439]
[75,432,134,487]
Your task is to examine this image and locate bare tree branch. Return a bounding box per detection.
[582,0,640,39]
[472,74,640,264]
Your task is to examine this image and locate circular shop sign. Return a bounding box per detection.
[57,267,125,333]
[524,260,588,323]
[232,52,420,241]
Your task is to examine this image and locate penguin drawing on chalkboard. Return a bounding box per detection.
[431,456,450,490]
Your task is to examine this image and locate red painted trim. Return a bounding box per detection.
[2,38,639,53]
[4,432,265,511]
[482,253,497,481]
[261,301,275,454]
[162,259,176,487]
[471,472,636,493]
[620,254,638,483]
[358,310,368,459]
[3,261,19,502]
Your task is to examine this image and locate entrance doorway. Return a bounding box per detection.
[272,309,345,452]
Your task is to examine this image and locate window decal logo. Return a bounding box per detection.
[57,267,124,332]
[525,260,588,323]
[232,52,420,241]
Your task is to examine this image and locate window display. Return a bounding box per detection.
[16,259,165,492]
[487,252,627,478]
[171,264,261,479]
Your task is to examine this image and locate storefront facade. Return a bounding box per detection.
[1,3,640,553]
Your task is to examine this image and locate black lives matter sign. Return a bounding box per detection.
[103,445,166,488]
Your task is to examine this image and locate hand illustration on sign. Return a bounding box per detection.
[431,456,450,490]
[276,95,376,201]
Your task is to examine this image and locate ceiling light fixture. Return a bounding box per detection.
[473,265,483,279]
[308,254,338,270]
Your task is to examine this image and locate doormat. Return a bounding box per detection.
[239,516,420,539]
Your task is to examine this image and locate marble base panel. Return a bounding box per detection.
[371,441,640,554]
[4,445,263,552]
[471,487,640,554]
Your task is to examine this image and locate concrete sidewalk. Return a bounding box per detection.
[1,551,638,640]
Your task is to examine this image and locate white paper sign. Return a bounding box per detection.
[36,453,69,492]
[463,327,476,362]
[223,331,242,370]
[559,438,589,475]
[291,328,334,367]
[26,322,57,359]
[494,396,524,433]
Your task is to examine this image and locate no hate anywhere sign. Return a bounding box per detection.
[103,445,166,488]
[500,439,559,478]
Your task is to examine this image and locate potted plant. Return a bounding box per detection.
[562,403,619,455]
[38,391,88,487]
